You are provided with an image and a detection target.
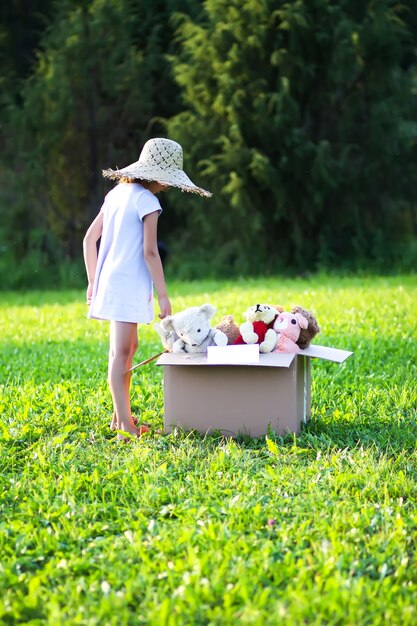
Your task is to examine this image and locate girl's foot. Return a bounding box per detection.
[110,414,135,430]
[110,414,148,430]
[116,424,149,442]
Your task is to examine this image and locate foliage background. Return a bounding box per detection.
[1,0,417,286]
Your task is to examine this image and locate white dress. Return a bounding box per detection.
[88,183,162,323]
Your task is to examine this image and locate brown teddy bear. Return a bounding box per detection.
[216,315,241,345]
[291,305,320,349]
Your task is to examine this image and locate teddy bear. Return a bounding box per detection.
[233,304,279,353]
[154,303,228,354]
[154,316,177,352]
[291,305,320,349]
[216,315,241,345]
[273,311,308,353]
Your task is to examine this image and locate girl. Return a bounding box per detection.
[83,137,211,440]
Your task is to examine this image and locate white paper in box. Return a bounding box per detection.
[207,344,260,365]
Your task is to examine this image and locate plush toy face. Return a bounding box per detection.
[244,304,277,325]
[274,312,308,341]
[291,305,320,349]
[163,304,215,348]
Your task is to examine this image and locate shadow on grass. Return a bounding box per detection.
[167,413,417,456]
[298,411,417,456]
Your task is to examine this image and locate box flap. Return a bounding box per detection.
[156,351,296,368]
[300,344,353,363]
[157,352,205,366]
[258,353,295,367]
[156,345,353,367]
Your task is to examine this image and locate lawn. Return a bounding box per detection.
[1,275,417,625]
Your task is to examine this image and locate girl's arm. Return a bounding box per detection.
[143,211,172,319]
[83,212,104,303]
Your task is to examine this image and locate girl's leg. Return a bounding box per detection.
[109,326,137,430]
[124,347,135,419]
[108,321,139,435]
[109,327,116,429]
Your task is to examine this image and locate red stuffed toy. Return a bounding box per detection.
[234,304,281,353]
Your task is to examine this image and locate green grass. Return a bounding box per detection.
[1,275,417,625]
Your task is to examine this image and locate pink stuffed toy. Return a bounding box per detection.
[273,311,308,354]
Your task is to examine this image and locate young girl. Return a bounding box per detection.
[83,137,211,439]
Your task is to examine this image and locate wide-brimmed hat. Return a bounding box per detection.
[102,137,212,197]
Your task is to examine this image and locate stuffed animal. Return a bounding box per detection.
[273,311,308,353]
[234,304,279,353]
[291,305,320,349]
[154,317,177,352]
[155,304,228,354]
[216,315,241,345]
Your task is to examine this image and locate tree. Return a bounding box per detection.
[167,0,417,275]
[1,0,199,280]
[0,0,54,97]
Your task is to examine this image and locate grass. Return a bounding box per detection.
[1,274,417,625]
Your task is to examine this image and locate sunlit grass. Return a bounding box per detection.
[1,275,417,625]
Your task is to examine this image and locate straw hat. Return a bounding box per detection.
[102,137,212,197]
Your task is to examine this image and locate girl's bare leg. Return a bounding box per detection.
[109,327,136,430]
[108,321,139,436]
[109,327,116,430]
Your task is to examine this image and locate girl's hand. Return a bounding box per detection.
[86,283,93,304]
[158,295,172,319]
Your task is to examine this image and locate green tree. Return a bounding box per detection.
[1,0,199,284]
[167,0,417,275]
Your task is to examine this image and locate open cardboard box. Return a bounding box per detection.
[156,344,353,438]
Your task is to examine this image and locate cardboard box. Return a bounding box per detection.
[156,345,352,438]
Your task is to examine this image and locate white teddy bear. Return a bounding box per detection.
[155,304,228,353]
[234,304,279,353]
